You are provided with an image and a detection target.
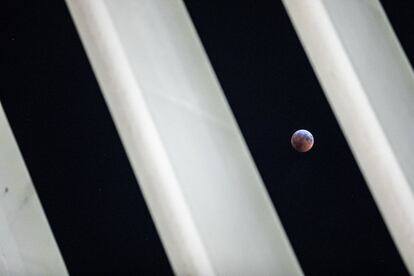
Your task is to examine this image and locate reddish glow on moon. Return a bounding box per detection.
[291,129,314,152]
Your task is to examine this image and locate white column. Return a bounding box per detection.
[0,103,68,275]
[282,0,414,273]
[65,0,303,275]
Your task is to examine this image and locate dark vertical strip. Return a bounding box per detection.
[3,1,173,274]
[183,0,408,275]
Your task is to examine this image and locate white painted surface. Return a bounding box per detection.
[65,0,303,275]
[0,103,68,275]
[282,0,414,273]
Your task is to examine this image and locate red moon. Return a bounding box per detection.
[291,129,314,152]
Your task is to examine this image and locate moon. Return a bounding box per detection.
[291,129,314,152]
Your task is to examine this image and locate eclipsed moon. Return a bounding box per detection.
[291,129,314,152]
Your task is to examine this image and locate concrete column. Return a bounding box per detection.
[0,103,68,275]
[283,0,414,273]
[65,0,303,275]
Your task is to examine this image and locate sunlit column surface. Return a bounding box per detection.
[282,0,414,273]
[65,0,303,275]
[0,103,68,275]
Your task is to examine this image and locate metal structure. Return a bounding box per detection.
[282,0,414,273]
[0,103,68,276]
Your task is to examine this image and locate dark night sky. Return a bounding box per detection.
[3,0,413,275]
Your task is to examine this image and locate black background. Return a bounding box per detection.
[3,0,413,275]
